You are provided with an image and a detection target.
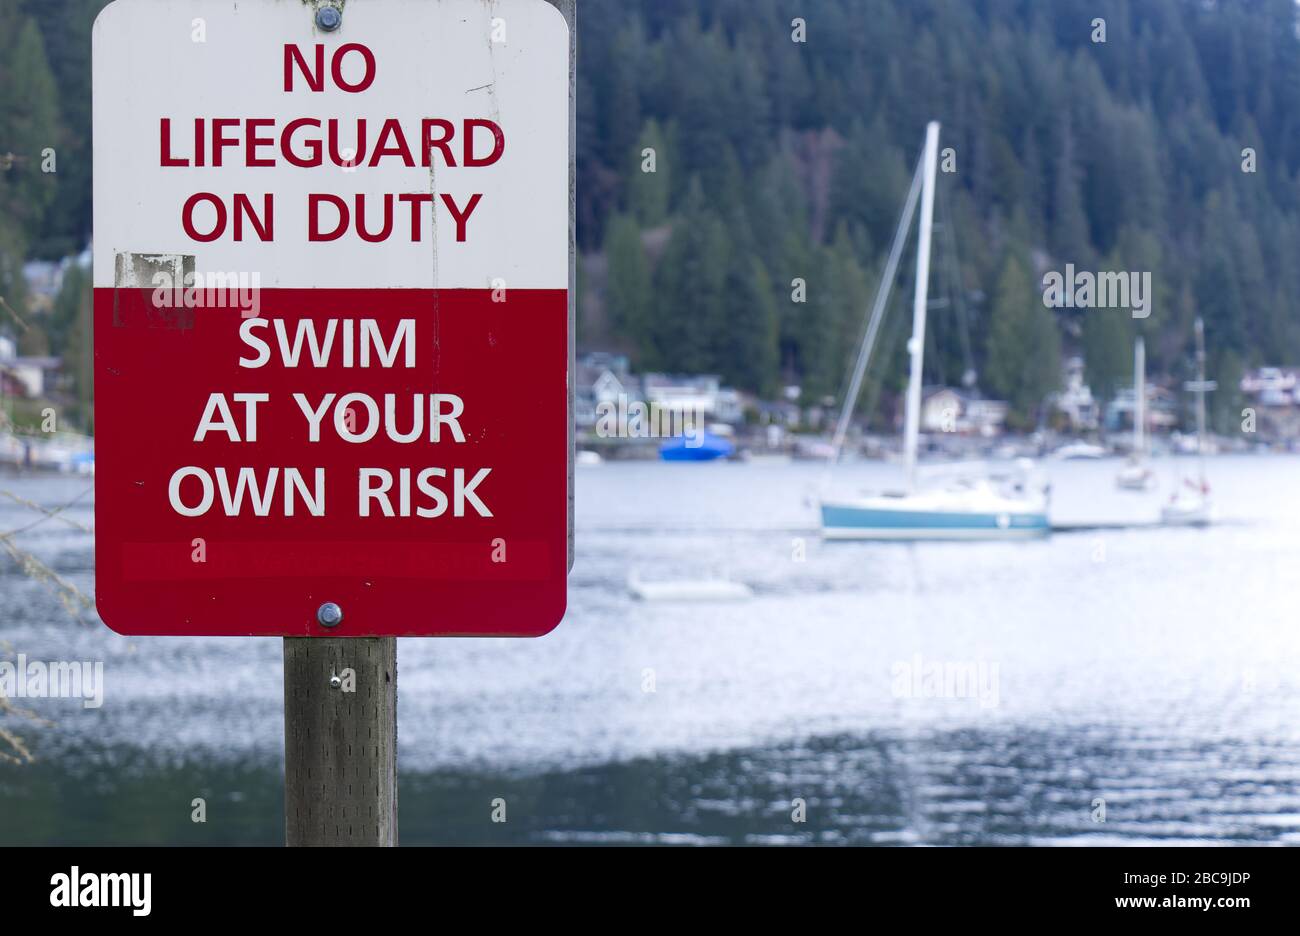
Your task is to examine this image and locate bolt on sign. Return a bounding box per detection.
[92,0,572,636]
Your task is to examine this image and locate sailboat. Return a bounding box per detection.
[1116,337,1156,490]
[1161,317,1213,526]
[818,122,1050,541]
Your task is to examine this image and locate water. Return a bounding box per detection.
[2,455,1299,844]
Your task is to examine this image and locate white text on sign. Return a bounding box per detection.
[167,317,493,520]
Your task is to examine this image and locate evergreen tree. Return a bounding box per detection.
[1081,307,1133,404]
[0,12,59,238]
[601,25,644,174]
[60,269,92,431]
[984,252,1061,427]
[17,0,1300,419]
[650,180,729,374]
[0,7,59,292]
[602,213,652,357]
[1050,118,1091,264]
[21,0,106,257]
[720,254,779,395]
[627,120,671,226]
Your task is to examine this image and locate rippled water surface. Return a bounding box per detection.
[2,455,1298,844]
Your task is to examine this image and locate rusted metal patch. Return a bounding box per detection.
[112,252,196,331]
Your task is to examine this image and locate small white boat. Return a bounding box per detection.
[575,450,604,467]
[1162,318,1215,527]
[1116,338,1155,491]
[627,570,753,602]
[1116,458,1155,490]
[1161,481,1211,527]
[1053,441,1107,460]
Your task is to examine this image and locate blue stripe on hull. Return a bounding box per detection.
[821,504,1050,539]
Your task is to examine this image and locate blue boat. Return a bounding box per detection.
[659,431,733,461]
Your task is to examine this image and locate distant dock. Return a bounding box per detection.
[1050,520,1166,533]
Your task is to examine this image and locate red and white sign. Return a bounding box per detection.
[92,0,571,636]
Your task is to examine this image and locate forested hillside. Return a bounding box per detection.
[4,0,1300,429]
[577,0,1300,427]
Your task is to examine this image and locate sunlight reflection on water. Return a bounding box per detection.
[2,454,1298,843]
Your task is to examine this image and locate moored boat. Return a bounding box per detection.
[1116,338,1156,491]
[659,431,733,461]
[1161,318,1215,527]
[817,122,1050,541]
[822,477,1049,540]
[1161,480,1211,527]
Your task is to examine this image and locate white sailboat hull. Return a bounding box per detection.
[1162,318,1214,527]
[821,485,1050,541]
[1116,462,1156,490]
[1161,490,1212,527]
[821,521,1048,541]
[1161,505,1210,526]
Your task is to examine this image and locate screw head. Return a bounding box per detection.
[329,674,343,689]
[317,602,343,628]
[315,5,342,32]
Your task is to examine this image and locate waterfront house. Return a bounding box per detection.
[0,338,60,399]
[1051,357,1100,431]
[575,351,634,429]
[641,373,744,424]
[1238,367,1300,440]
[1104,385,1178,433]
[1240,367,1300,407]
[920,386,1008,436]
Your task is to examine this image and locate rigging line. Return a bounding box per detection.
[0,487,94,536]
[938,177,977,389]
[0,295,30,332]
[858,288,911,439]
[0,536,95,616]
[824,147,926,481]
[925,265,946,389]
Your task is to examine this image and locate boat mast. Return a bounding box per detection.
[1195,320,1205,469]
[1134,337,1146,458]
[902,121,940,492]
[1189,317,1214,488]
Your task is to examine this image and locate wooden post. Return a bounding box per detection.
[283,637,398,846]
